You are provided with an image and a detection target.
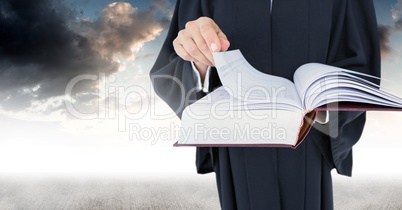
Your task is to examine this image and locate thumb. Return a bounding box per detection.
[211,38,230,66]
[219,38,230,52]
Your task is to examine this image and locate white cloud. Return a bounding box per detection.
[392,0,402,21]
[78,2,165,60]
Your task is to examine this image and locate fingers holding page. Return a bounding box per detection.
[175,29,212,66]
[173,17,230,67]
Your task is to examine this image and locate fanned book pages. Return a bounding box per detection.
[175,50,402,148]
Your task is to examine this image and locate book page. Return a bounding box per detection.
[177,50,310,147]
[293,63,402,110]
[213,50,302,109]
[187,86,302,113]
[179,87,303,146]
[293,63,341,109]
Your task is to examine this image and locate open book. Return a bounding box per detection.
[175,50,402,148]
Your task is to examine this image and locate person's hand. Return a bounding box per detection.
[173,17,230,80]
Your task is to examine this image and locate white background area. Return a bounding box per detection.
[1,110,402,175]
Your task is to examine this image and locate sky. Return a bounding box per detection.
[0,0,401,175]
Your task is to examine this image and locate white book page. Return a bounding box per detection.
[293,63,402,110]
[213,50,302,110]
[187,86,302,114]
[293,63,342,109]
[179,87,303,146]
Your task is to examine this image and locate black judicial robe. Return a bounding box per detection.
[150,0,380,209]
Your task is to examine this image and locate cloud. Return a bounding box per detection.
[391,0,402,29]
[378,24,393,58]
[0,0,171,113]
[77,2,165,60]
[392,0,402,21]
[378,0,402,59]
[135,53,159,61]
[150,0,173,29]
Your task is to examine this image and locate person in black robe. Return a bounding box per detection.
[150,0,381,209]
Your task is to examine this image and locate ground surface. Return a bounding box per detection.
[0,173,401,210]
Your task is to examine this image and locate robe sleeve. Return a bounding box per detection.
[325,0,381,176]
[149,0,215,174]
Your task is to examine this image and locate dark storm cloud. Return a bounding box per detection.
[0,0,171,112]
[0,0,110,111]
